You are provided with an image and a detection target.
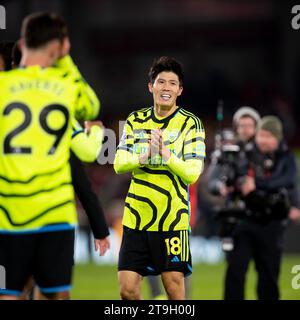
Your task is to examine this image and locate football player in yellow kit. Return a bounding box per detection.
[0,12,100,299]
[114,57,206,300]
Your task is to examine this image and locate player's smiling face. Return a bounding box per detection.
[148,71,183,109]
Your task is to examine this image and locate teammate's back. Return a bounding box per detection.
[0,61,97,179]
[0,11,101,300]
[0,12,99,233]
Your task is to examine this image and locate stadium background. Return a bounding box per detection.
[1,0,300,299]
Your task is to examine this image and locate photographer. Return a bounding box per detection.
[207,107,260,249]
[208,108,300,300]
[226,116,300,300]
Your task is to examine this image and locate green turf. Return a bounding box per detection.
[71,255,300,300]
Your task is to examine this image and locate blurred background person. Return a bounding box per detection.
[208,112,300,300]
[206,107,261,250]
[233,116,300,299]
[232,107,261,145]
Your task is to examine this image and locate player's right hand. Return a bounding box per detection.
[150,129,161,157]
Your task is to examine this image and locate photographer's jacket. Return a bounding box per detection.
[243,141,300,217]
[207,140,300,220]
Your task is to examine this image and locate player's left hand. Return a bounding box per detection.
[94,236,110,256]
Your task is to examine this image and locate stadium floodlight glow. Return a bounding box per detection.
[0,5,5,29]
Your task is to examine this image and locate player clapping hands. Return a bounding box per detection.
[138,129,171,165]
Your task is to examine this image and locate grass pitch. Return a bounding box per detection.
[71,255,300,300]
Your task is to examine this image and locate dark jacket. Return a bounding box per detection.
[246,141,300,208]
[207,140,300,219]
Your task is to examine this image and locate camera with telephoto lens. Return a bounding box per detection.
[210,131,249,251]
[214,143,244,187]
[215,147,291,251]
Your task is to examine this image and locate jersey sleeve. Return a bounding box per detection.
[166,119,206,185]
[70,152,109,239]
[114,115,140,174]
[183,119,206,161]
[166,155,204,185]
[55,55,100,120]
[70,119,104,163]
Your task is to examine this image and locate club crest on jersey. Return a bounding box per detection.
[138,131,145,139]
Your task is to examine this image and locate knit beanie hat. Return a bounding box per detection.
[257,116,283,141]
[233,106,260,128]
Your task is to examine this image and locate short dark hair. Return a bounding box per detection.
[148,56,184,86]
[21,12,68,49]
[0,41,15,70]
